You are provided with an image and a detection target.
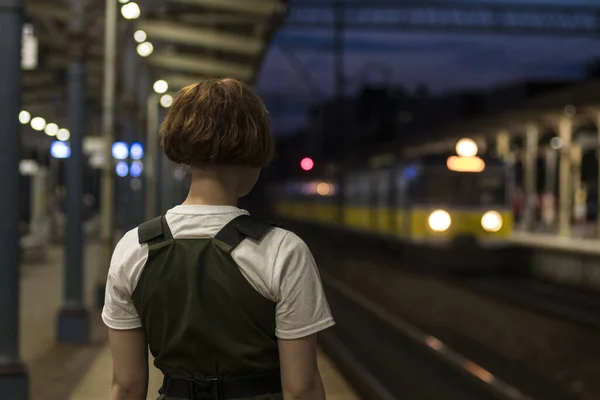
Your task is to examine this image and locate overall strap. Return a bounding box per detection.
[138,215,173,246]
[214,215,280,252]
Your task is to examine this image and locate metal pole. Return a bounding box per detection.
[523,124,538,231]
[156,142,164,215]
[58,0,90,343]
[570,144,583,227]
[596,113,600,238]
[122,38,137,230]
[30,167,48,232]
[334,0,345,223]
[334,0,344,154]
[146,94,159,219]
[558,117,572,237]
[543,147,557,228]
[0,0,28,397]
[97,0,117,308]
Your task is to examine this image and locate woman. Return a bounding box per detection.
[102,79,334,400]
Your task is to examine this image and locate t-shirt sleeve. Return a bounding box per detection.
[273,232,335,339]
[101,229,148,330]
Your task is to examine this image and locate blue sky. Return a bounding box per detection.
[257,0,600,134]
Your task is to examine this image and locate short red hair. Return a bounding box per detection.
[160,78,274,167]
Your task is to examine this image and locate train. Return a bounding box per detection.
[271,138,514,252]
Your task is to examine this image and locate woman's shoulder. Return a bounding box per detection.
[110,227,149,271]
[253,223,311,257]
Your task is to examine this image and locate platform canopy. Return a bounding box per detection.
[375,78,600,159]
[23,0,288,129]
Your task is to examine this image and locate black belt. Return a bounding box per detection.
[160,373,282,399]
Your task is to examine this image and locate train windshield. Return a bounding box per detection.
[410,167,507,207]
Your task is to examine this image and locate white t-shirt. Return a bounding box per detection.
[101,205,335,340]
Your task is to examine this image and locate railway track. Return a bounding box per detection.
[456,275,600,331]
[289,221,599,399]
[320,273,535,400]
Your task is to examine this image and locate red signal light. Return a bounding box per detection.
[300,157,314,171]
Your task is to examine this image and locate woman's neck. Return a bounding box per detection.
[182,168,239,207]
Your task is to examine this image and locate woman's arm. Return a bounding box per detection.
[108,328,149,400]
[278,333,326,400]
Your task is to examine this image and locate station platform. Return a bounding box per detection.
[506,229,600,293]
[510,230,600,256]
[19,242,358,400]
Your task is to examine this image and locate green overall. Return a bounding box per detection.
[133,215,283,400]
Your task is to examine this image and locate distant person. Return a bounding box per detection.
[102,78,334,400]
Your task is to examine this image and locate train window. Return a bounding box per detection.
[412,168,507,207]
[394,166,413,207]
[345,173,370,206]
[357,174,370,203]
[344,176,355,198]
[375,170,390,207]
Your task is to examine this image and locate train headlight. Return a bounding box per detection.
[428,210,451,232]
[481,211,503,232]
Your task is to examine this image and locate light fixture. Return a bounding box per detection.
[455,138,478,157]
[160,94,173,108]
[134,30,147,43]
[30,117,46,131]
[50,141,71,159]
[116,161,129,177]
[446,155,485,173]
[130,161,143,177]
[121,2,141,20]
[19,110,31,125]
[136,42,154,57]
[130,142,144,160]
[428,210,451,232]
[300,157,314,171]
[44,123,59,137]
[481,211,503,233]
[550,137,563,150]
[57,128,70,141]
[316,182,332,196]
[19,160,39,175]
[153,79,168,94]
[112,142,129,160]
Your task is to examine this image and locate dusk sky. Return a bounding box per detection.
[257,0,600,135]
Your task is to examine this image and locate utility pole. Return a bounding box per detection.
[57,0,91,343]
[122,38,138,230]
[145,93,160,219]
[333,0,345,221]
[97,0,118,308]
[0,0,28,397]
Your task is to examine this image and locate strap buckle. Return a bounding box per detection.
[193,377,223,400]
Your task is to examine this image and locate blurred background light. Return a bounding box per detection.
[30,117,46,131]
[130,161,143,177]
[137,42,153,57]
[19,110,31,125]
[134,30,147,43]
[121,2,141,19]
[116,161,129,177]
[44,123,59,137]
[57,128,70,142]
[112,142,129,160]
[153,79,168,94]
[160,94,173,108]
[130,142,144,160]
[50,141,71,159]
